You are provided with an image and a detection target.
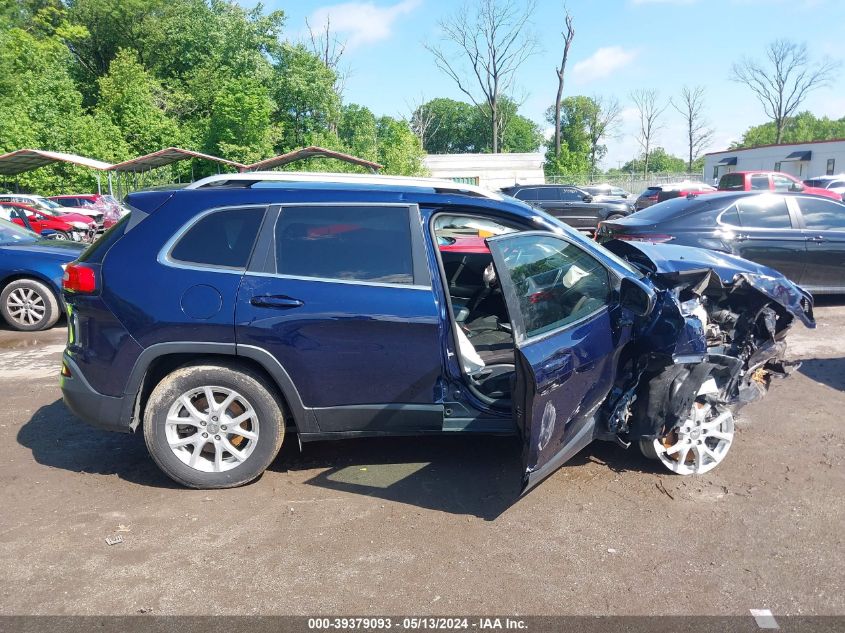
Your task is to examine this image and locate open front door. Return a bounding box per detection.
[487,231,620,493]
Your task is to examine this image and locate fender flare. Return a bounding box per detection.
[121,341,317,434]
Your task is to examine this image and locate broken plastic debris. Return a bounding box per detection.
[105,535,124,546]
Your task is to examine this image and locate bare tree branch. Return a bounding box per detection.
[585,95,621,172]
[406,94,441,151]
[305,15,349,96]
[425,0,539,153]
[630,89,668,177]
[553,6,575,159]
[671,85,713,172]
[731,40,839,144]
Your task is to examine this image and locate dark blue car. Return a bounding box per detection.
[0,218,84,331]
[60,174,814,491]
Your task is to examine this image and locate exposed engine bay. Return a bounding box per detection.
[600,239,815,474]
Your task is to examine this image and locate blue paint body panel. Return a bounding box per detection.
[58,180,814,490]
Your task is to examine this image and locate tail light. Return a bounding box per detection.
[616,234,674,243]
[62,263,97,293]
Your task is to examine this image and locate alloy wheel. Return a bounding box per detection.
[164,386,260,473]
[641,402,735,475]
[6,287,47,328]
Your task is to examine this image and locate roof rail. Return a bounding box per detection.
[184,171,503,200]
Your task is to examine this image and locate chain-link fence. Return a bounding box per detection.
[545,172,707,195]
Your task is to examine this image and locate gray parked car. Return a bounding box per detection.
[500,184,634,231]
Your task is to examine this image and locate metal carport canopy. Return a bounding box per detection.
[0,148,113,175]
[109,147,246,173]
[242,146,383,173]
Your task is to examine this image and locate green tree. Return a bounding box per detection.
[0,23,127,193]
[205,77,275,165]
[339,104,378,162]
[619,147,686,174]
[96,49,182,155]
[376,116,426,176]
[413,97,541,154]
[544,96,596,176]
[732,111,845,148]
[272,44,341,151]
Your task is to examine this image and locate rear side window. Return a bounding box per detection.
[170,207,264,269]
[514,188,538,201]
[750,175,770,190]
[719,174,744,190]
[735,197,792,229]
[798,197,845,231]
[275,206,413,284]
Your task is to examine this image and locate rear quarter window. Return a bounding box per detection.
[169,207,265,269]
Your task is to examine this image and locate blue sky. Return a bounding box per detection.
[248,0,845,167]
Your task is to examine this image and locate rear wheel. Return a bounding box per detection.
[0,278,60,331]
[143,364,285,488]
[639,402,735,475]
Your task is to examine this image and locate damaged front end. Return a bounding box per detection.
[599,240,815,475]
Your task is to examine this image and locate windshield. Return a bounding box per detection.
[0,218,37,245]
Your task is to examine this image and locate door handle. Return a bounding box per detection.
[250,295,304,309]
[807,235,827,243]
[733,233,749,242]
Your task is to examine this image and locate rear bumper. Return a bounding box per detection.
[61,354,133,433]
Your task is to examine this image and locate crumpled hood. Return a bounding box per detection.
[605,240,815,328]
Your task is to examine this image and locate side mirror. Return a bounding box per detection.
[582,194,593,202]
[790,183,804,192]
[619,276,655,317]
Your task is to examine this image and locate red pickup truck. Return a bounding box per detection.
[718,171,842,201]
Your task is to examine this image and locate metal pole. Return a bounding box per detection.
[96,173,102,195]
[107,172,114,197]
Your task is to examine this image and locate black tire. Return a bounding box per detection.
[0,278,60,331]
[143,363,285,489]
[605,213,626,221]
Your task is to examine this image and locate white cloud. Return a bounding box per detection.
[573,47,638,82]
[308,0,422,50]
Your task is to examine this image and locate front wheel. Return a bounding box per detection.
[639,402,735,475]
[605,213,626,221]
[143,363,285,488]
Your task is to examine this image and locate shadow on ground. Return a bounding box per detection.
[799,357,845,392]
[17,399,177,488]
[20,399,661,518]
[277,433,661,520]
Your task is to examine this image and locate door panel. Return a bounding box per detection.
[487,231,622,492]
[802,233,845,290]
[235,203,444,433]
[725,196,807,282]
[794,196,845,291]
[236,275,442,413]
[729,230,807,282]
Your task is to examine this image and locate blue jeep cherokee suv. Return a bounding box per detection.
[60,173,814,490]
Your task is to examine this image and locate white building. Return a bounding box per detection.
[423,152,545,191]
[704,139,845,185]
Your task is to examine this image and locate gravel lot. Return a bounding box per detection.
[0,301,843,616]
